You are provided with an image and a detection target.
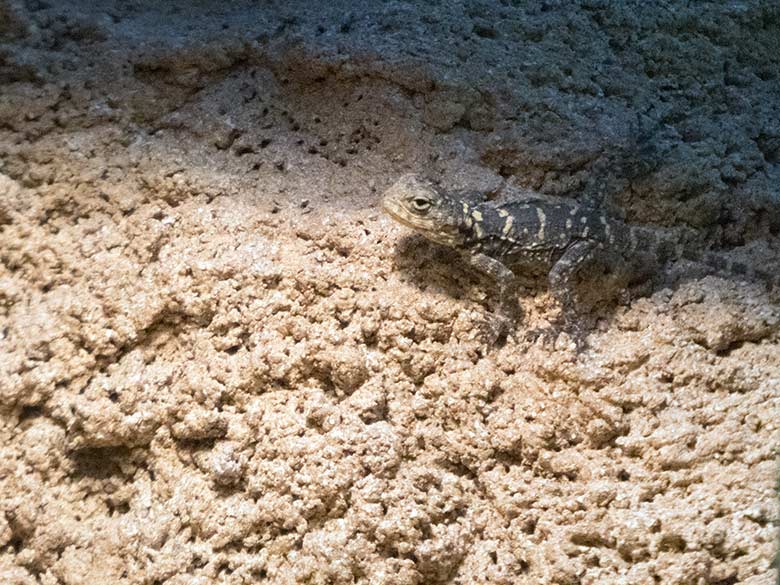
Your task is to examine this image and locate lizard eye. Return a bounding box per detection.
[411,197,431,212]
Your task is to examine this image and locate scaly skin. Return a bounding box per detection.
[382,174,651,322]
[383,174,778,341]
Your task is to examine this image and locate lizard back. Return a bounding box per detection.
[461,200,630,269]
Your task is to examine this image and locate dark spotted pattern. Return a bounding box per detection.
[457,200,632,270]
[382,174,775,325]
[382,175,654,322]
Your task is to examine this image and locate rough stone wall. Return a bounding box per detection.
[0,1,778,584]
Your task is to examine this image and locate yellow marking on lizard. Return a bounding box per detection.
[502,215,514,235]
[536,207,546,240]
[471,210,483,222]
[498,209,509,217]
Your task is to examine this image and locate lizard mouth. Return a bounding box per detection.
[382,196,460,246]
[382,196,429,231]
[381,197,411,225]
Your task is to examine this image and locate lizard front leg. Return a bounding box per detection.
[464,252,517,339]
[464,252,515,301]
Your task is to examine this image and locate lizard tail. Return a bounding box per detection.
[628,225,779,290]
[698,252,779,290]
[627,225,690,264]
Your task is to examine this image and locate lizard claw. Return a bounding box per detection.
[483,311,512,345]
[525,325,557,347]
[526,323,587,352]
[561,321,589,351]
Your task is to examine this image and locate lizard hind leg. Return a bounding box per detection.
[547,240,602,337]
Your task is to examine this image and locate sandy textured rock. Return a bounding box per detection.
[1,1,778,584]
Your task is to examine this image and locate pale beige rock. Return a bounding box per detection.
[0,1,778,584]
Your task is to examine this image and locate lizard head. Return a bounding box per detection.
[382,174,465,247]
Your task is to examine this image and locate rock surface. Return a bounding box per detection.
[0,1,778,583]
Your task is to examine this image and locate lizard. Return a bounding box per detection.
[381,173,774,331]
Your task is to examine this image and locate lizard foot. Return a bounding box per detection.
[525,325,558,347]
[483,311,512,345]
[561,320,589,351]
[527,323,588,351]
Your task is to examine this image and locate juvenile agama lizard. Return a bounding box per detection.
[381,174,691,325]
